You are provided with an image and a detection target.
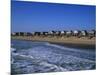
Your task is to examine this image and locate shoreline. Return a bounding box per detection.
[11,36,96,49]
[50,42,95,50]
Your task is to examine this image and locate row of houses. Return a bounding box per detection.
[11,30,96,38]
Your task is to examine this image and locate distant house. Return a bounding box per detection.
[60,31,65,36]
[42,32,48,36]
[50,31,56,36]
[31,32,35,36]
[55,31,60,36]
[48,31,59,36]
[11,32,16,36]
[65,30,73,37]
[91,30,96,37]
[18,32,26,36]
[80,30,88,37]
[48,31,57,37]
[73,30,81,37]
[14,32,20,36]
[34,32,41,36]
[26,32,33,36]
[88,30,96,39]
[48,31,53,35]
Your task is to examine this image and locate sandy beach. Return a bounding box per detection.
[11,36,96,49]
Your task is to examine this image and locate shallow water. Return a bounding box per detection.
[11,39,96,74]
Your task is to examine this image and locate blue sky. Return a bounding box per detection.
[11,1,96,32]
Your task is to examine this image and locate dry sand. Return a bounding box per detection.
[11,36,95,46]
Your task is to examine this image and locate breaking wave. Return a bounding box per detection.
[11,40,96,74]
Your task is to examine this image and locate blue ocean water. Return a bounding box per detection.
[11,39,96,74]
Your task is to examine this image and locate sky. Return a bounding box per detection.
[11,1,96,32]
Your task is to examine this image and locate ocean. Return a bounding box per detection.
[11,39,96,74]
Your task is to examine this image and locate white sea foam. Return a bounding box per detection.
[11,40,96,74]
[11,47,16,52]
[11,51,95,73]
[11,44,94,63]
[13,45,94,62]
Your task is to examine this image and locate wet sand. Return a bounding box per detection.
[51,42,95,49]
[11,36,96,49]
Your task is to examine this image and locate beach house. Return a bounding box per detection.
[25,32,33,36]
[42,32,48,36]
[55,31,60,36]
[73,30,81,37]
[14,32,20,36]
[11,32,16,36]
[34,32,41,36]
[80,30,88,37]
[88,30,96,39]
[66,30,73,37]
